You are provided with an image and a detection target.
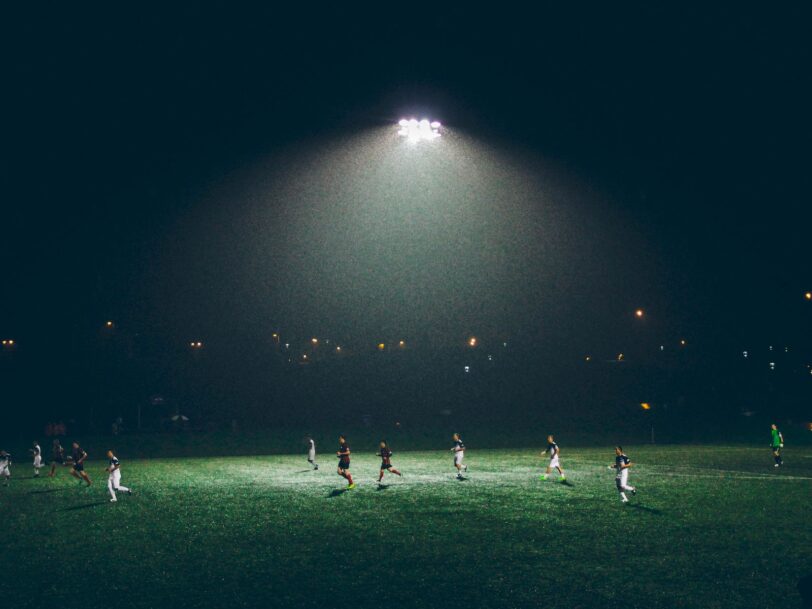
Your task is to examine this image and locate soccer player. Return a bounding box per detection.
[105,450,132,502]
[336,435,355,489]
[307,436,318,470]
[30,441,44,477]
[49,439,66,477]
[540,434,566,481]
[610,446,636,503]
[377,440,402,484]
[770,423,784,467]
[0,450,11,486]
[70,442,92,486]
[450,433,468,479]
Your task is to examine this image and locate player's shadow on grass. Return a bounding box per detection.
[327,489,348,498]
[295,470,313,474]
[375,484,390,491]
[60,501,107,511]
[456,476,470,482]
[626,503,663,515]
[29,488,69,495]
[560,479,575,488]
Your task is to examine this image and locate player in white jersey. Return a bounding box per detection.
[306,436,318,470]
[609,446,636,503]
[540,434,566,481]
[0,450,11,486]
[450,433,468,479]
[105,450,133,502]
[30,441,44,477]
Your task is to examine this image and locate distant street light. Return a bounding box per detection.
[189,341,204,350]
[105,320,114,328]
[311,337,318,345]
[1,339,15,347]
[805,292,812,301]
[679,339,687,346]
[377,343,386,351]
[398,340,406,348]
[397,118,442,141]
[635,309,644,318]
[468,337,478,348]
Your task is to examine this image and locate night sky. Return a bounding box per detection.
[4,5,811,354]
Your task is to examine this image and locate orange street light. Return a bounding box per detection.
[640,402,651,411]
[377,343,386,351]
[635,309,644,318]
[468,337,478,347]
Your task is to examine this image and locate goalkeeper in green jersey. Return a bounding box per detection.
[770,423,784,467]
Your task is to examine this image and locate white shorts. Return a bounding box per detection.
[454,451,464,465]
[549,456,560,469]
[109,470,121,485]
[0,465,10,477]
[308,450,316,461]
[616,469,630,489]
[34,455,42,467]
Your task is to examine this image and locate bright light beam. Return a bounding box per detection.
[398,117,442,141]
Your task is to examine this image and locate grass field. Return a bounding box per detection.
[2,445,810,609]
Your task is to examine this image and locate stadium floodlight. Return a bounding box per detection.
[397,117,442,141]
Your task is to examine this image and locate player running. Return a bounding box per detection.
[49,439,66,477]
[450,433,468,479]
[0,450,11,486]
[30,441,44,477]
[609,446,636,503]
[336,435,355,489]
[540,434,566,481]
[377,440,402,484]
[105,450,133,502]
[70,442,92,486]
[770,423,784,467]
[306,436,318,470]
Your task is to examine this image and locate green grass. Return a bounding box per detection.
[3,446,811,609]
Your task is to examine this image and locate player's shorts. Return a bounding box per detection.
[109,470,121,484]
[308,452,316,461]
[33,456,42,467]
[549,456,560,469]
[454,451,464,465]
[338,460,350,470]
[72,462,84,472]
[380,463,392,470]
[0,465,10,477]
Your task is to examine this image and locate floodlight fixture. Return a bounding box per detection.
[397,117,442,141]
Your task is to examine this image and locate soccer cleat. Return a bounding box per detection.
[314,465,319,470]
[559,476,566,482]
[631,488,636,495]
[347,483,356,490]
[110,498,117,503]
[621,498,629,503]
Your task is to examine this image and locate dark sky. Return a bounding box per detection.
[3,5,811,352]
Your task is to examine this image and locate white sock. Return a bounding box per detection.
[620,492,628,501]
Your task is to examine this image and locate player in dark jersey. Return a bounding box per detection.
[49,439,66,477]
[105,450,132,502]
[450,433,468,479]
[70,442,92,486]
[336,435,355,489]
[540,434,566,481]
[609,446,636,503]
[377,440,402,484]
